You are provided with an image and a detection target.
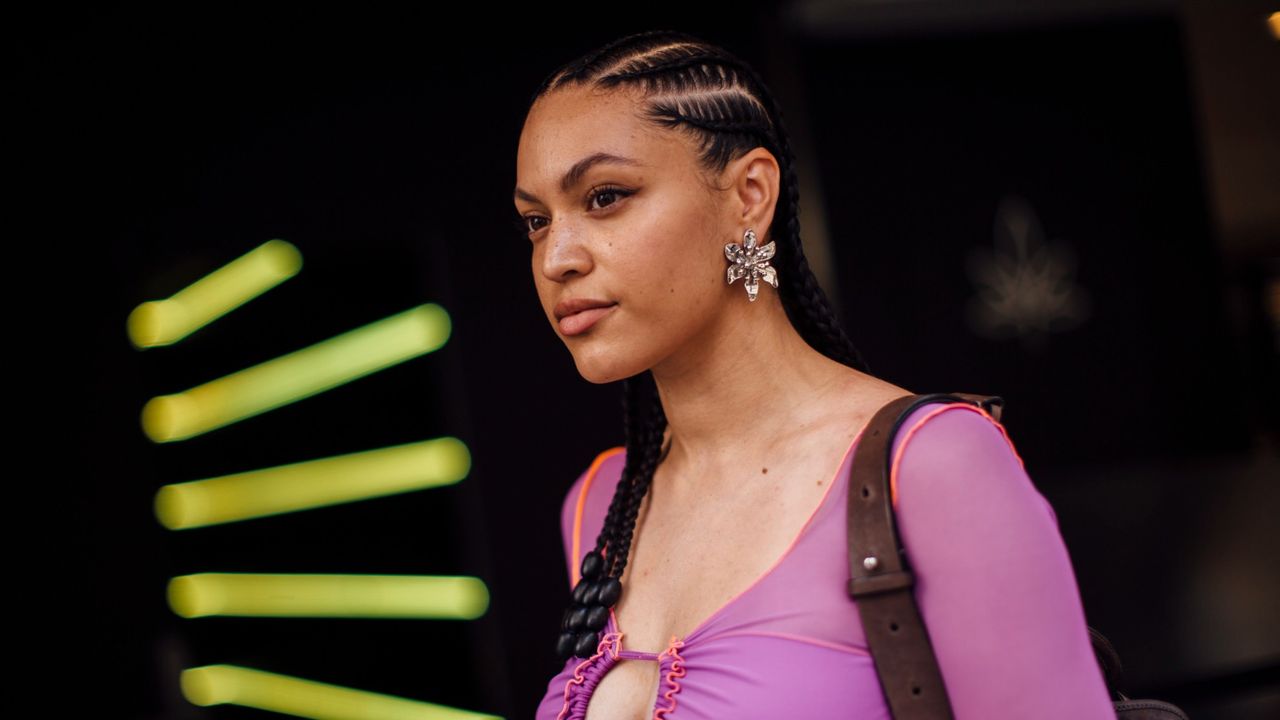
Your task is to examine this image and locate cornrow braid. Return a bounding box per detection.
[537,30,872,661]
[730,59,871,372]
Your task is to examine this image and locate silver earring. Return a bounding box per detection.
[724,228,779,302]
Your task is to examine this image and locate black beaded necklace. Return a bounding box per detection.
[556,548,622,659]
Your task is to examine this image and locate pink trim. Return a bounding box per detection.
[889,402,1025,509]
[710,630,873,656]
[652,637,687,719]
[570,447,626,588]
[604,628,623,660]
[617,649,661,660]
[606,423,869,653]
[554,631,622,720]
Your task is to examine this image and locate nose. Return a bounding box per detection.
[539,220,593,282]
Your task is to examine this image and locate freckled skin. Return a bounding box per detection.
[514,84,781,386]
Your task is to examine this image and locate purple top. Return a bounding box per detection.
[537,400,1116,719]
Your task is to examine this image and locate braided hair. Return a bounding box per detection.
[530,30,873,661]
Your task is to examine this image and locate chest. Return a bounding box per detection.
[581,460,841,719]
[583,660,663,720]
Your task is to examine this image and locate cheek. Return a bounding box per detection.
[615,215,724,318]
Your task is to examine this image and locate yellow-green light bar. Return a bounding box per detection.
[141,303,451,442]
[128,239,302,349]
[155,436,469,529]
[181,664,503,720]
[168,573,489,619]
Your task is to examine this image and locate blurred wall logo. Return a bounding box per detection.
[964,194,1091,351]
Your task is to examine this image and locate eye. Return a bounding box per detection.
[588,185,631,210]
[514,185,634,239]
[512,216,545,238]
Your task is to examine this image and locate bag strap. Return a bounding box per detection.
[846,392,1003,719]
[846,393,1194,720]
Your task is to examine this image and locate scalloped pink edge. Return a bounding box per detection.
[555,631,622,720]
[652,636,687,719]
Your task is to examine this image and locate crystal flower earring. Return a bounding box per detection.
[724,228,779,302]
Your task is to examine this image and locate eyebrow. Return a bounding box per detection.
[513,152,643,204]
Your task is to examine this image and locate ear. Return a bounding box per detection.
[725,147,781,240]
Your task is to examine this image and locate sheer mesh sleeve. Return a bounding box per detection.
[558,448,626,591]
[890,402,1116,719]
[560,465,592,589]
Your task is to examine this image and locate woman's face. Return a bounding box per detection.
[514,84,748,384]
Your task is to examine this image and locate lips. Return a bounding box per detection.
[557,303,617,336]
[554,297,616,320]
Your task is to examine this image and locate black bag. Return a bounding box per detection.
[845,392,1190,719]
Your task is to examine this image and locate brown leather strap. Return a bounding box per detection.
[847,392,1003,719]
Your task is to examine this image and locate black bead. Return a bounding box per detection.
[561,607,576,632]
[581,550,604,579]
[567,605,588,631]
[556,631,576,659]
[571,577,592,605]
[597,576,622,606]
[585,604,609,631]
[573,630,600,658]
[582,579,601,606]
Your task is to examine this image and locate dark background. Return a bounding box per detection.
[17,1,1277,718]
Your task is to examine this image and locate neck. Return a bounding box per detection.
[649,290,861,478]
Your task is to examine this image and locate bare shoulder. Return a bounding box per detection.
[826,372,916,431]
[762,372,916,482]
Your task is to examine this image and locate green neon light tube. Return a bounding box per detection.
[168,573,489,619]
[128,239,302,348]
[181,664,503,719]
[142,303,451,442]
[155,436,469,529]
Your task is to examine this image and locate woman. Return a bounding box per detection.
[514,30,1115,720]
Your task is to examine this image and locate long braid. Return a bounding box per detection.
[608,373,668,581]
[538,30,870,661]
[733,61,872,373]
[591,372,665,577]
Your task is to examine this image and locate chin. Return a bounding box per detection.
[569,347,647,385]
[573,359,632,385]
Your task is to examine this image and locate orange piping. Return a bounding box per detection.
[570,446,625,587]
[889,402,1027,509]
